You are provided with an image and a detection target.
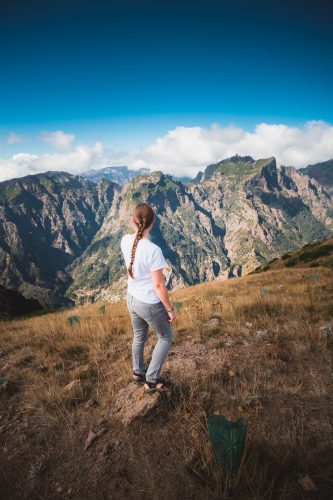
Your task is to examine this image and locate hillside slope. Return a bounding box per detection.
[0,171,119,309]
[1,251,332,499]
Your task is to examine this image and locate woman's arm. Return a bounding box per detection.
[151,269,176,322]
[151,269,172,309]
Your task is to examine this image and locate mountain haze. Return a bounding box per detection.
[80,166,150,185]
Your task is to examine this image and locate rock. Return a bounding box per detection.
[35,364,48,372]
[253,329,273,341]
[62,379,82,400]
[84,427,107,450]
[298,474,317,491]
[243,395,262,406]
[109,382,160,426]
[101,443,113,457]
[204,318,219,329]
[85,397,99,408]
[245,322,253,328]
[319,323,333,337]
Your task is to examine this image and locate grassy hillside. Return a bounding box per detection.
[249,236,333,274]
[1,255,333,498]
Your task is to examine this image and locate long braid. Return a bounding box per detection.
[128,219,146,279]
[126,203,155,279]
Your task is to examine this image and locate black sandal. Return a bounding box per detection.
[133,371,146,385]
[144,377,171,393]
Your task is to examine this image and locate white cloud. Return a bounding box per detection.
[38,130,75,150]
[6,132,23,144]
[0,142,105,182]
[125,119,333,177]
[0,120,333,183]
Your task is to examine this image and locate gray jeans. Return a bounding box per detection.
[126,292,173,383]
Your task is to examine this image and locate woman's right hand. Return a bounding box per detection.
[167,309,177,323]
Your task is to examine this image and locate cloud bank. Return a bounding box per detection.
[1,120,333,182]
[38,130,75,150]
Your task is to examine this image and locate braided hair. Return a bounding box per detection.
[128,203,155,279]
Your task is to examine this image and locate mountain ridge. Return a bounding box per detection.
[0,155,332,309]
[65,155,333,305]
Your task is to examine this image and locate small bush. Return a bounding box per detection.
[285,259,298,267]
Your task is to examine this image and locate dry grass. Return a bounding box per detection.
[1,265,333,499]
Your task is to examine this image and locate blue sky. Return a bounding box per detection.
[0,0,332,179]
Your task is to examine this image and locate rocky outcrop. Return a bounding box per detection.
[108,382,160,426]
[299,159,333,194]
[1,156,332,308]
[0,171,119,309]
[66,155,333,304]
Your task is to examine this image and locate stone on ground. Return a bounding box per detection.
[108,382,160,426]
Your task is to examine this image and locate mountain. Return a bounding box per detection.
[80,166,150,185]
[172,175,197,183]
[0,156,332,308]
[65,155,333,304]
[299,159,333,194]
[80,165,197,186]
[0,284,44,318]
[0,171,119,309]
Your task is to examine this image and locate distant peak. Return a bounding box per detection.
[218,154,255,164]
[200,155,272,181]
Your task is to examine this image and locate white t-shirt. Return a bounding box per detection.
[120,233,166,304]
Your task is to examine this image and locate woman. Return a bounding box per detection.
[120,202,177,393]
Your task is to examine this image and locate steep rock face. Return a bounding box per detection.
[188,157,287,274]
[221,158,333,272]
[1,155,332,308]
[0,171,119,309]
[66,171,231,303]
[66,156,333,304]
[299,159,333,194]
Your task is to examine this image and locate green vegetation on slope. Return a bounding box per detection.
[249,236,333,274]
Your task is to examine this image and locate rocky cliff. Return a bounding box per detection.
[65,155,333,304]
[299,159,333,194]
[0,156,332,308]
[0,171,119,309]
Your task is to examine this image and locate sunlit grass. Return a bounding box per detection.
[0,264,332,498]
